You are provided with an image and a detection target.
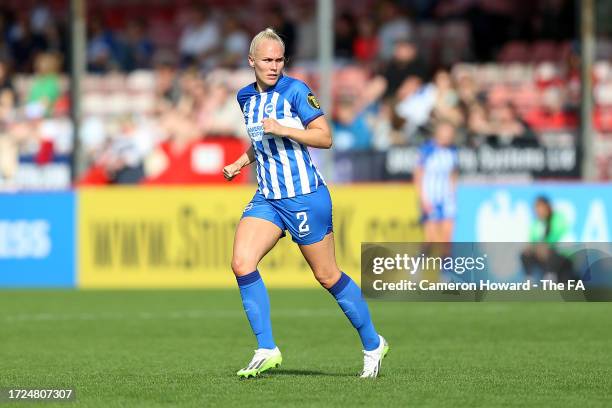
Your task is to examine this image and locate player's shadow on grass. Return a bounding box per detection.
[271,369,347,377]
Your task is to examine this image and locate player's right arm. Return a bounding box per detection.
[223,145,255,181]
[414,144,433,214]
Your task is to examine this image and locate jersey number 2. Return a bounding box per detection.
[296,212,310,233]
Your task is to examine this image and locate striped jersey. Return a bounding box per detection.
[418,140,458,205]
[237,75,326,199]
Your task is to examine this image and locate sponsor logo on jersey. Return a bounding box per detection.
[247,123,264,142]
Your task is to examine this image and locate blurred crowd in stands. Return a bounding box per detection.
[1,0,611,185]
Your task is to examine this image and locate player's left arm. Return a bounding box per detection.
[262,116,332,149]
[451,148,459,194]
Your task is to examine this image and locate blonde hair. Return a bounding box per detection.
[249,28,285,57]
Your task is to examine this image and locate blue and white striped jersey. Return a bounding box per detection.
[418,140,458,205]
[237,75,326,199]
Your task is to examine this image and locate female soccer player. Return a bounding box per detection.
[223,28,388,378]
[414,120,459,243]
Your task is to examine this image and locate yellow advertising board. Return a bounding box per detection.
[78,185,422,288]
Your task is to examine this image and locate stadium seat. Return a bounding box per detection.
[595,83,612,106]
[531,41,561,63]
[503,63,534,85]
[596,38,612,60]
[497,41,530,64]
[107,93,131,116]
[415,22,440,67]
[594,61,611,83]
[131,94,156,114]
[127,71,156,92]
[83,93,109,116]
[439,21,471,66]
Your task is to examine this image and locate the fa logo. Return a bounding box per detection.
[242,104,249,118]
[264,103,275,116]
[567,280,585,290]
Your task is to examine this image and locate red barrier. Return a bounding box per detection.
[144,137,250,184]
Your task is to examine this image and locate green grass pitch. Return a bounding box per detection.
[1,289,611,407]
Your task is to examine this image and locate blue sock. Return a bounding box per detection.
[327,272,380,351]
[236,270,275,350]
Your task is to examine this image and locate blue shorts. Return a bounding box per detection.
[241,185,333,245]
[421,200,456,223]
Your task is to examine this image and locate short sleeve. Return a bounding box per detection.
[292,81,324,127]
[451,146,459,170]
[236,90,246,112]
[418,143,432,166]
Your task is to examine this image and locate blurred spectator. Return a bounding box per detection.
[0,124,18,184]
[335,12,356,60]
[268,7,296,62]
[30,1,52,35]
[377,1,413,61]
[0,59,17,183]
[197,78,248,139]
[8,13,47,72]
[219,16,249,69]
[465,103,492,147]
[0,33,10,65]
[121,19,155,71]
[81,115,157,184]
[332,67,386,151]
[456,72,485,108]
[430,69,463,127]
[486,102,537,146]
[395,76,436,142]
[0,60,16,124]
[40,20,65,57]
[294,4,317,62]
[524,87,577,131]
[27,52,61,118]
[87,18,119,73]
[107,117,154,183]
[333,99,374,151]
[371,99,406,149]
[154,55,181,106]
[353,17,379,67]
[178,8,220,67]
[531,0,575,42]
[380,40,426,100]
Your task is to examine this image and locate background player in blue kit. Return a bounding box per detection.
[223,28,388,379]
[414,120,459,243]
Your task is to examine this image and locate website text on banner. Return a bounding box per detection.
[78,185,422,288]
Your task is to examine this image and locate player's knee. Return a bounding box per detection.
[231,255,256,277]
[313,267,341,289]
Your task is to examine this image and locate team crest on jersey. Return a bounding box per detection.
[307,93,320,109]
[264,103,275,116]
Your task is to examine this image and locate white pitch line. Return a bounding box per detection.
[1,309,338,323]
